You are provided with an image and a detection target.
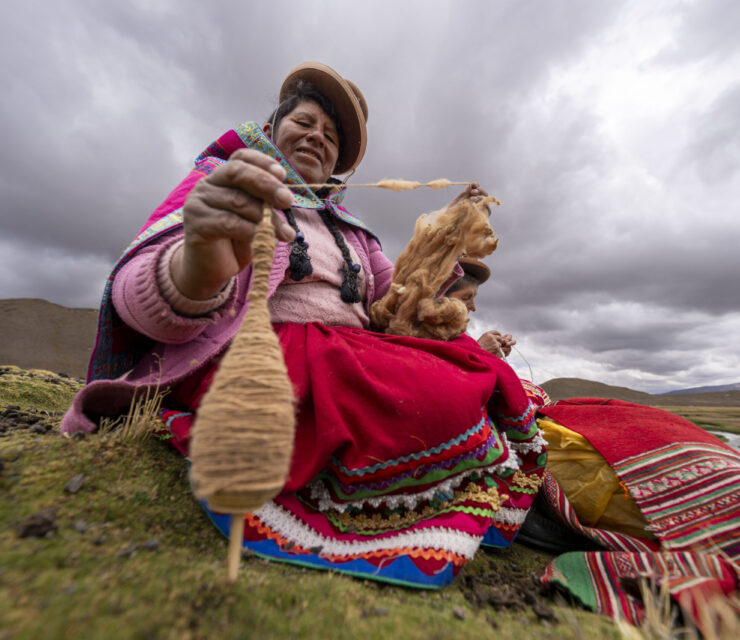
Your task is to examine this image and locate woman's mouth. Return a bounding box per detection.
[295,148,322,163]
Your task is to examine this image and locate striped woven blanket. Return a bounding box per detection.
[537,399,739,633]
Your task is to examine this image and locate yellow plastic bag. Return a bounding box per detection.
[537,417,655,540]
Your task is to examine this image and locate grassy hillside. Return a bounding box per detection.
[1,367,628,640]
[541,378,740,435]
[0,299,98,379]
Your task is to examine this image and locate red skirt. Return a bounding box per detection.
[160,323,545,587]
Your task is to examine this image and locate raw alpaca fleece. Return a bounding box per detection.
[370,197,498,340]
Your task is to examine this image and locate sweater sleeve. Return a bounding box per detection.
[367,236,394,302]
[112,232,237,344]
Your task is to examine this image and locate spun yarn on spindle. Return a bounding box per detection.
[189,203,296,514]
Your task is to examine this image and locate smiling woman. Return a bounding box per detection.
[61,62,544,589]
[265,99,340,185]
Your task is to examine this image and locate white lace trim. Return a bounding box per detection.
[508,429,546,455]
[253,501,483,559]
[308,453,521,513]
[491,507,528,526]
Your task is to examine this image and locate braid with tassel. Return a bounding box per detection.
[318,210,362,303]
[283,209,313,281]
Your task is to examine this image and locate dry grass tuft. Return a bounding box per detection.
[695,592,740,640]
[615,575,739,640]
[99,383,168,443]
[615,577,697,640]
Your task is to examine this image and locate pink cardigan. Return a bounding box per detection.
[60,211,394,435]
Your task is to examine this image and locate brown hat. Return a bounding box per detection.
[458,257,491,284]
[280,62,368,175]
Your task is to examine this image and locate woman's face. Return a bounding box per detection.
[448,284,478,313]
[268,100,340,185]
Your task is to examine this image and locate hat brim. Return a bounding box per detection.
[458,257,491,284]
[280,62,367,175]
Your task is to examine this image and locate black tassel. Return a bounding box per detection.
[340,264,362,303]
[284,211,313,281]
[319,210,363,305]
[289,231,313,281]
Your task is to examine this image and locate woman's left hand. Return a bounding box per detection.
[450,182,491,215]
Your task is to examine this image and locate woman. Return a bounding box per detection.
[446,257,516,358]
[62,62,544,587]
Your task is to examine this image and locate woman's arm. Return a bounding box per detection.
[112,232,239,344]
[171,149,295,300]
[113,146,298,342]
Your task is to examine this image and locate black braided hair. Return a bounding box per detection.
[318,210,362,303]
[282,208,362,303]
[283,209,313,281]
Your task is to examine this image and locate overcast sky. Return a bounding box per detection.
[1,0,739,393]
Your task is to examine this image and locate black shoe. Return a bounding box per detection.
[517,494,602,554]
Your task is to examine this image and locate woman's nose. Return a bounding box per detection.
[306,127,325,146]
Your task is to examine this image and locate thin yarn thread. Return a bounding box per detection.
[510,345,535,383]
[296,178,502,205]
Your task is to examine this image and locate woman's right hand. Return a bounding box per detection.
[171,149,297,300]
[478,330,516,358]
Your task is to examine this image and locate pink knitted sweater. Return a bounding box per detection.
[61,207,393,434]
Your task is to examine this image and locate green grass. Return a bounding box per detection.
[0,365,84,412]
[0,368,629,640]
[652,405,740,435]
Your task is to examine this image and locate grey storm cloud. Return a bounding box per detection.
[685,84,740,185]
[1,0,739,393]
[660,0,740,62]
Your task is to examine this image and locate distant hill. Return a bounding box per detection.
[0,298,98,379]
[663,382,740,395]
[542,377,740,407]
[540,378,653,404]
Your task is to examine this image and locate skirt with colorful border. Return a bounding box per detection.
[159,322,547,588]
